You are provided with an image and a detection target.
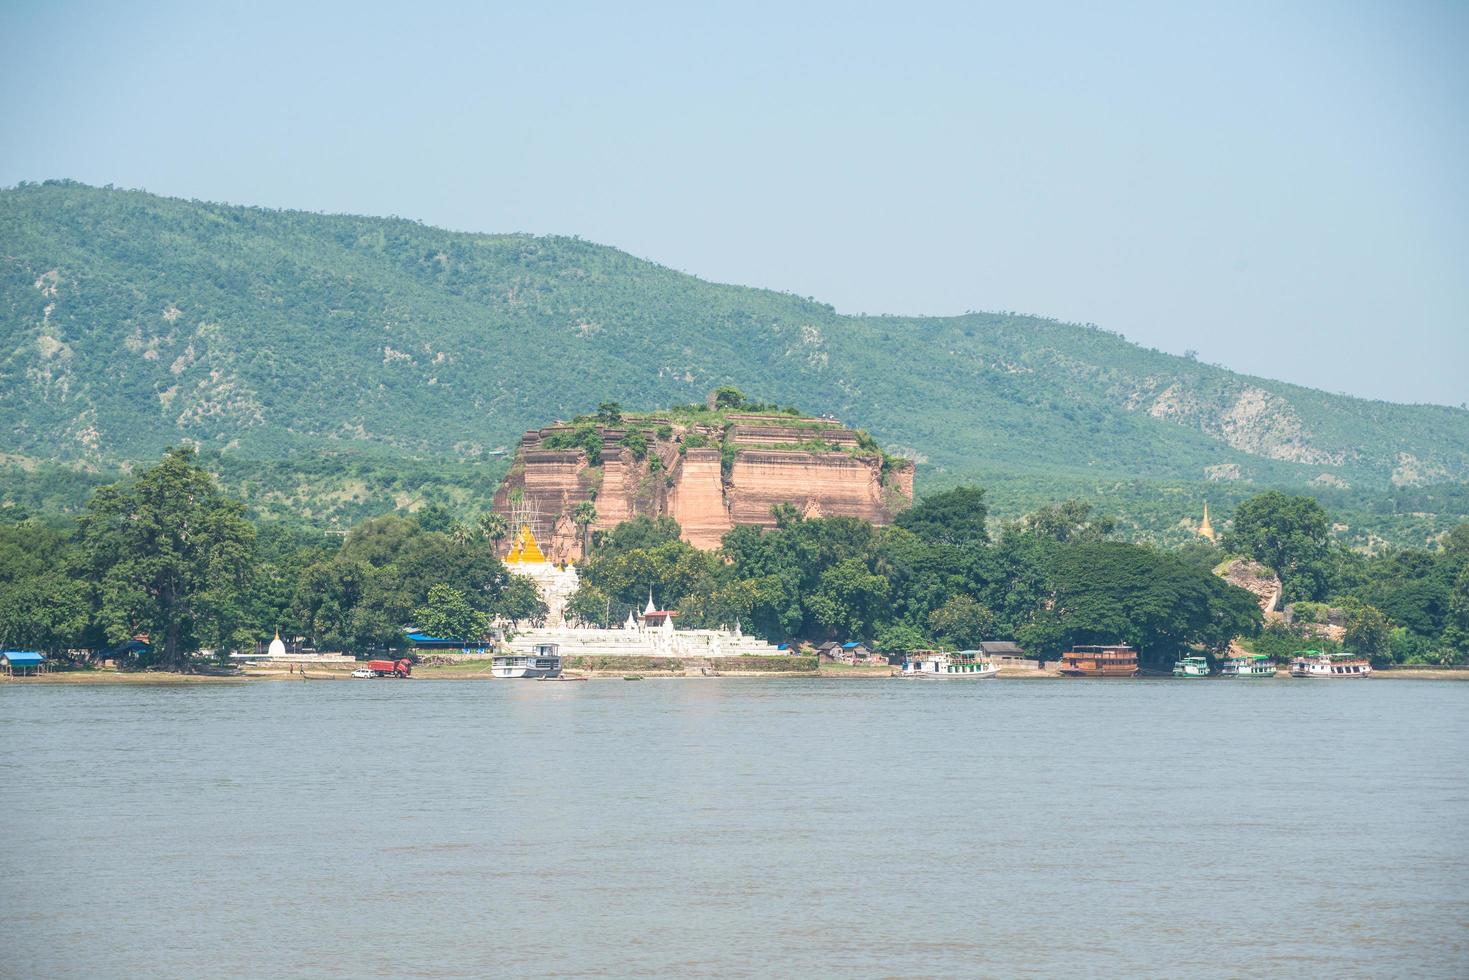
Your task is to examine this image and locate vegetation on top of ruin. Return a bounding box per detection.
[570,389,826,432]
[551,390,902,481]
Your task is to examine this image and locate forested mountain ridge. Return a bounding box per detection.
[2,180,1467,495]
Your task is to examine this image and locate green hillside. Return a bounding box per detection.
[2,180,1467,542]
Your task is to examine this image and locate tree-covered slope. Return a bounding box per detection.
[3,180,1466,491]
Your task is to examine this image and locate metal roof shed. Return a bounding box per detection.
[2,651,46,676]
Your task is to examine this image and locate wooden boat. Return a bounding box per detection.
[1289,650,1371,678]
[1058,644,1138,677]
[1219,653,1276,677]
[901,649,999,677]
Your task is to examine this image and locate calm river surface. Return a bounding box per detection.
[3,677,1466,978]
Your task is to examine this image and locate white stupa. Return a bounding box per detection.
[267,630,286,658]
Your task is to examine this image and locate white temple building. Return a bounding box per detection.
[234,629,355,664]
[504,575,783,659]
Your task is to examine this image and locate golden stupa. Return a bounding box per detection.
[1198,501,1217,543]
[515,525,547,564]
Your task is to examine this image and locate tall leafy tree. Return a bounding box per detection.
[1443,565,1469,658]
[0,521,92,654]
[928,594,995,648]
[414,584,489,641]
[1020,499,1115,543]
[1345,604,1392,665]
[895,485,989,546]
[807,558,890,640]
[1226,491,1331,601]
[77,448,256,668]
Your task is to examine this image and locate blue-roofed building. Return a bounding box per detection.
[1,651,46,676]
[404,631,490,654]
[838,641,881,664]
[815,640,884,664]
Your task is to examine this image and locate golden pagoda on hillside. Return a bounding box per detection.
[1198,502,1217,543]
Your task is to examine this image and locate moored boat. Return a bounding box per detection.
[1058,644,1138,677]
[1172,655,1210,677]
[492,642,564,679]
[1220,653,1276,677]
[1288,649,1371,678]
[902,649,999,677]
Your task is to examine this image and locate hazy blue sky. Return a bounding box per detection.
[3,1,1465,405]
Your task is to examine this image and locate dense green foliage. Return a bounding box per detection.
[1228,492,1469,665]
[288,513,544,652]
[1225,491,1331,602]
[563,488,1469,666]
[6,446,1466,670]
[77,448,256,667]
[567,495,1264,663]
[0,450,543,665]
[414,584,490,643]
[3,181,1467,549]
[894,486,990,546]
[0,521,91,653]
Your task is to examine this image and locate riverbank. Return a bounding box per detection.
[6,663,1468,684]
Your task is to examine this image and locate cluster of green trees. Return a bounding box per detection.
[4,447,1466,671]
[566,488,1263,662]
[565,486,1469,666]
[0,449,544,668]
[1224,491,1469,665]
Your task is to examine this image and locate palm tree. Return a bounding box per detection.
[450,522,475,546]
[572,501,598,556]
[478,512,508,548]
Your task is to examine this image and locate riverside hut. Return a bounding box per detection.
[839,641,881,664]
[978,640,1029,666]
[1,651,46,676]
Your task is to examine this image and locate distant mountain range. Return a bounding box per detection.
[2,180,1467,539]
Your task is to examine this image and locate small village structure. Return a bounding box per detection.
[816,641,886,665]
[1,651,46,676]
[977,640,1031,667]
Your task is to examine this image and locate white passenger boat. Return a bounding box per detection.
[1288,650,1371,678]
[492,642,563,679]
[1219,653,1277,677]
[902,649,999,677]
[1172,655,1211,677]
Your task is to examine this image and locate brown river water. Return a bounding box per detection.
[3,677,1466,977]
